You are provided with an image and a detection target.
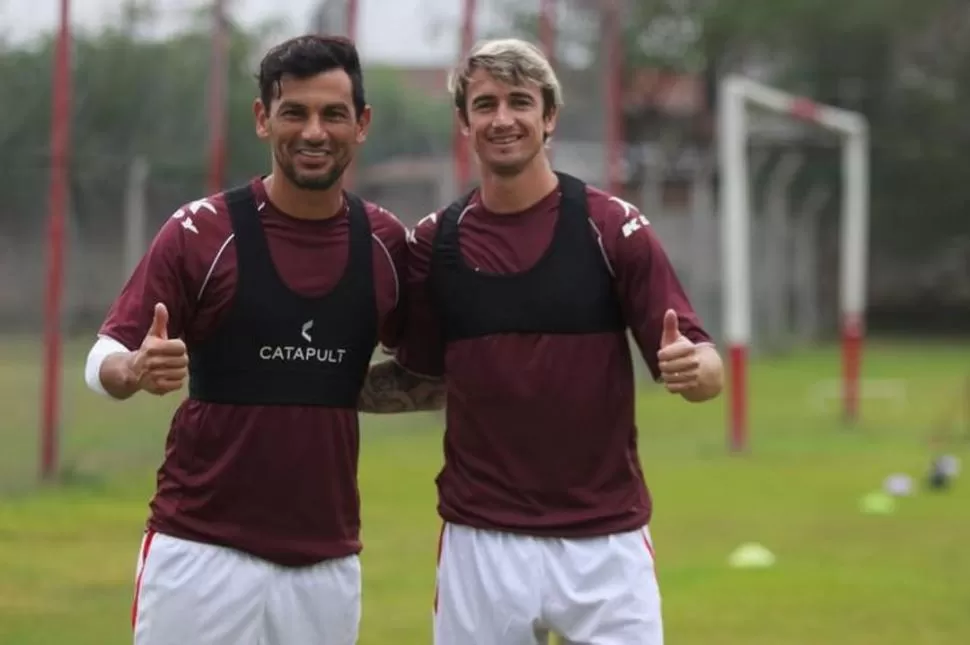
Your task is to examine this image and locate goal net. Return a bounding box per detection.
[717,75,870,451]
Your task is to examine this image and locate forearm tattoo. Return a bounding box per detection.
[358,359,446,413]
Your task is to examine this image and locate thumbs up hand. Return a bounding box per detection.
[128,303,189,395]
[657,309,700,394]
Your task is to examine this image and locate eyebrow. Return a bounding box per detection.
[472,90,536,103]
[277,100,351,112]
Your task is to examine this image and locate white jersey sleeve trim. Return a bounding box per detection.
[371,233,400,307]
[84,335,133,397]
[586,218,616,277]
[198,233,234,301]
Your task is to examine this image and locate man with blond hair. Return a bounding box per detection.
[358,38,723,644]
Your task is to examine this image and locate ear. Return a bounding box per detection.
[356,104,372,144]
[456,107,470,136]
[254,98,270,140]
[543,105,559,141]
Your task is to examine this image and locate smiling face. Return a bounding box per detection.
[450,39,563,180]
[461,68,557,178]
[254,69,370,192]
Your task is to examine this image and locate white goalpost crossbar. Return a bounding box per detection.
[717,75,870,452]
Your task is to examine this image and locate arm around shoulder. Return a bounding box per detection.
[356,212,448,414]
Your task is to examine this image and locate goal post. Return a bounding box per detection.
[718,75,870,452]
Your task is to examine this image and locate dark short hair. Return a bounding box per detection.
[257,35,366,118]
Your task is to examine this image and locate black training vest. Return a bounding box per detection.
[430,172,625,341]
[188,184,377,407]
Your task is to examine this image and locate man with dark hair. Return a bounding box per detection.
[85,35,408,645]
[359,38,723,645]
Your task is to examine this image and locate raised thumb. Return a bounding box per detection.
[660,309,680,346]
[149,302,169,339]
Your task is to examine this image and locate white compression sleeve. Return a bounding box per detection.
[84,335,132,396]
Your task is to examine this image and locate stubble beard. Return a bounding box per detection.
[277,147,349,191]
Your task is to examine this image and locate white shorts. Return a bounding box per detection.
[131,531,361,645]
[433,523,662,645]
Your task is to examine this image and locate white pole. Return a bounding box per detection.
[839,124,869,422]
[840,126,869,322]
[720,77,751,348]
[719,76,750,451]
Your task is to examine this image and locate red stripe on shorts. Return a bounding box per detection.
[642,529,656,561]
[433,523,445,613]
[131,530,157,630]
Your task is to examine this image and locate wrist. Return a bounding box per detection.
[682,346,723,402]
[121,352,138,390]
[98,351,142,400]
[122,351,142,390]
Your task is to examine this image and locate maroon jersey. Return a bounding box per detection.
[397,179,712,537]
[98,177,406,566]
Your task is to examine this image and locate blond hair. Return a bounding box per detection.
[448,38,564,121]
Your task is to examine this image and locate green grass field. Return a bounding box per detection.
[1,337,969,644]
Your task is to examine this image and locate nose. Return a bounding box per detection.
[302,115,327,143]
[491,102,515,128]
